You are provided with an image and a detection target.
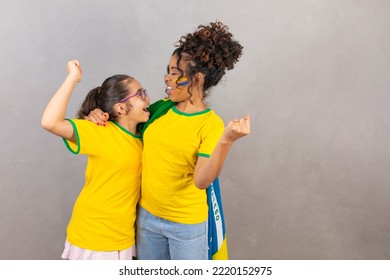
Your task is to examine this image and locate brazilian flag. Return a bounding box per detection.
[207,177,228,260]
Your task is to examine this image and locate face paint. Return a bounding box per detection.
[176,77,189,86]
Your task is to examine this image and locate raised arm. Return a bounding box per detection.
[41,60,82,141]
[194,115,251,189]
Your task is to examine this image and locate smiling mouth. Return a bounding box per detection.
[165,86,174,95]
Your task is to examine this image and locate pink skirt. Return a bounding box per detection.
[61,240,136,260]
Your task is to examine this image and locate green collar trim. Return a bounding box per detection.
[172,106,211,116]
[113,122,141,138]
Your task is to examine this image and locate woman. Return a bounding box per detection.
[41,60,150,259]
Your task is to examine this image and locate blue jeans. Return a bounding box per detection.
[136,206,208,260]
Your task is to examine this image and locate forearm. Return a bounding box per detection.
[193,115,251,189]
[41,74,78,138]
[194,138,233,189]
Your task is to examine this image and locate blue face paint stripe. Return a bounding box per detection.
[176,80,189,86]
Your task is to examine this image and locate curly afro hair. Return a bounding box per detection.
[173,21,243,94]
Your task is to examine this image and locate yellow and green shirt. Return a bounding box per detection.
[63,119,142,251]
[139,106,224,224]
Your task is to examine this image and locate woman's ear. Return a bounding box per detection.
[192,72,205,89]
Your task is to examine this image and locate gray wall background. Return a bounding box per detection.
[1,0,389,260]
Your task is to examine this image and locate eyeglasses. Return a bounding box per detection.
[119,88,148,103]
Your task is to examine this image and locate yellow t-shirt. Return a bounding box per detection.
[63,119,142,251]
[139,107,224,224]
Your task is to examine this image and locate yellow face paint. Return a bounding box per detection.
[176,77,189,86]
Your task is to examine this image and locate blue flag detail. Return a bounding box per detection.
[207,177,228,260]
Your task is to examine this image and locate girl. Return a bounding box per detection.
[41,60,150,259]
